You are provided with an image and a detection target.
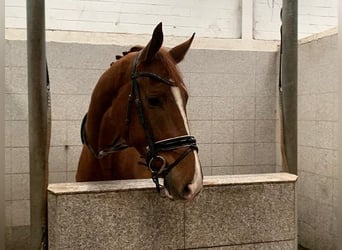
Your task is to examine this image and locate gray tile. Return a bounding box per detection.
[255,143,276,165]
[212,143,233,166]
[301,172,317,200]
[298,221,315,250]
[188,72,216,97]
[211,166,234,175]
[8,41,27,67]
[231,74,255,97]
[49,172,67,184]
[188,96,212,120]
[51,94,68,121]
[66,95,90,120]
[316,121,336,149]
[256,96,276,119]
[255,73,277,96]
[11,174,30,200]
[5,66,28,94]
[5,175,11,201]
[315,148,337,177]
[298,94,316,121]
[10,147,29,174]
[47,42,121,70]
[51,121,67,146]
[255,51,279,75]
[197,143,212,167]
[67,146,83,172]
[315,176,334,206]
[189,120,212,143]
[49,146,67,172]
[11,200,30,226]
[255,120,276,142]
[5,201,12,227]
[234,120,255,143]
[49,68,100,95]
[212,121,234,143]
[298,121,316,147]
[67,171,77,182]
[9,121,29,147]
[233,143,255,165]
[212,97,234,120]
[234,97,255,120]
[206,50,256,75]
[5,94,28,121]
[5,148,11,174]
[315,93,338,121]
[298,146,316,173]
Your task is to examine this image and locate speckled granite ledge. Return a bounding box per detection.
[48,173,297,250]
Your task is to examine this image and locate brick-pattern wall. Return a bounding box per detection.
[5,0,338,40]
[254,0,338,40]
[297,34,338,249]
[6,0,242,38]
[5,40,279,228]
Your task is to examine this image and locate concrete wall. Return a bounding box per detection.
[48,173,297,249]
[297,32,338,249]
[4,39,279,231]
[5,0,338,40]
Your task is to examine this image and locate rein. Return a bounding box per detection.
[81,52,198,192]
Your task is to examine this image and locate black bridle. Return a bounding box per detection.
[82,52,198,191]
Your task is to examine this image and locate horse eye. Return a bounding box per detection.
[148,97,162,107]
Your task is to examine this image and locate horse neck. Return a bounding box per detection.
[86,65,128,151]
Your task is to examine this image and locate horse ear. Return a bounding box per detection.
[140,22,164,63]
[169,33,195,63]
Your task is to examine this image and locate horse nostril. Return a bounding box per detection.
[182,184,192,198]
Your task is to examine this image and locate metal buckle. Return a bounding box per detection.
[148,155,167,175]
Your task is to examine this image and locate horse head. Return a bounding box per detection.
[77,23,203,201]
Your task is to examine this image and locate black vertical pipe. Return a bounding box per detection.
[281,0,298,174]
[26,0,49,249]
[0,0,5,247]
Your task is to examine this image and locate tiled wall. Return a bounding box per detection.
[5,0,338,40]
[5,40,279,229]
[297,33,338,249]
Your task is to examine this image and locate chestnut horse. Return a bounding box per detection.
[76,23,203,200]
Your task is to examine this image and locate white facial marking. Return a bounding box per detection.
[171,86,203,199]
[171,86,190,134]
